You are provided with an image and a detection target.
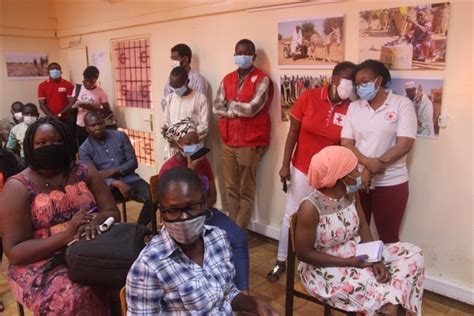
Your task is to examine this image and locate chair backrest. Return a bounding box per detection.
[289,213,297,252]
[149,174,162,231]
[120,286,127,316]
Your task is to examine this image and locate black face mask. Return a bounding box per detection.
[34,144,70,171]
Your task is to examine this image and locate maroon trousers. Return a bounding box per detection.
[358,181,409,243]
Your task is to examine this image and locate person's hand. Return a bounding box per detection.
[186,154,203,171]
[365,158,385,174]
[372,261,390,283]
[104,168,120,178]
[75,216,101,241]
[361,168,372,192]
[253,297,280,316]
[111,180,133,200]
[279,164,291,182]
[64,209,94,243]
[347,255,372,269]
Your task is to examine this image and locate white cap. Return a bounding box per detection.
[405,81,416,89]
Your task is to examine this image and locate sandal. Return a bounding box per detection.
[266,262,286,283]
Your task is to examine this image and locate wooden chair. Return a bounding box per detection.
[149,175,161,233]
[285,214,356,316]
[119,286,127,316]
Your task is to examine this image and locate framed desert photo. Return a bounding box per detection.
[359,3,450,70]
[5,52,49,80]
[278,15,344,69]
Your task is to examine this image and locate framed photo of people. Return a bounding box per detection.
[388,77,444,138]
[359,2,450,70]
[279,74,330,121]
[278,15,344,69]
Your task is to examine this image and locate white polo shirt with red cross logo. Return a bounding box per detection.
[341,90,417,186]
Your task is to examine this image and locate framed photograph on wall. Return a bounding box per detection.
[278,15,344,69]
[388,77,444,138]
[359,2,450,70]
[4,52,49,80]
[280,74,331,121]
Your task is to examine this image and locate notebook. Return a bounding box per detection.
[355,240,383,263]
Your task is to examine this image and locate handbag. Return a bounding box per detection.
[65,222,151,287]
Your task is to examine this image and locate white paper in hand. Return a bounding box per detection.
[355,240,383,263]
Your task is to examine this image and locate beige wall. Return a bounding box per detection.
[0,0,58,117]
[2,0,473,303]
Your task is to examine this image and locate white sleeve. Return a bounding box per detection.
[196,93,209,139]
[341,103,355,140]
[396,98,418,139]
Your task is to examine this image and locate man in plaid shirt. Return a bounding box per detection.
[126,167,277,315]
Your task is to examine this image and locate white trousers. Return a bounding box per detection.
[277,164,313,262]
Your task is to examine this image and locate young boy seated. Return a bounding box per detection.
[6,103,39,159]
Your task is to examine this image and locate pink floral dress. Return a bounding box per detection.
[7,162,108,315]
[298,190,424,315]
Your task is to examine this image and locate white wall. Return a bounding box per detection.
[3,0,473,303]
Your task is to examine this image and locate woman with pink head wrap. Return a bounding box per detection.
[294,146,424,315]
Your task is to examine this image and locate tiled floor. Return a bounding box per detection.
[0,202,472,315]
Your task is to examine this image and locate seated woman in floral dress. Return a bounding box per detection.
[295,146,424,315]
[0,117,120,315]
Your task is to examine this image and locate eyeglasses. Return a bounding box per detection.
[158,199,206,222]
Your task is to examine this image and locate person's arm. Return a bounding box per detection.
[38,83,53,116]
[117,132,138,175]
[213,81,229,117]
[353,193,373,243]
[192,74,209,97]
[5,131,18,153]
[126,259,163,315]
[207,179,217,208]
[294,200,371,268]
[227,77,270,118]
[0,177,95,265]
[197,94,209,139]
[75,164,121,239]
[379,100,417,167]
[231,294,277,315]
[280,116,301,181]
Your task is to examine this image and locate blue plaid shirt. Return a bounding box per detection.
[126,225,241,315]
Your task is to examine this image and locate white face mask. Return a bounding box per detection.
[164,214,205,245]
[337,79,355,100]
[23,116,37,126]
[170,59,181,69]
[13,112,23,121]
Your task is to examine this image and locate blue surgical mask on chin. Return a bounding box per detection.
[173,85,187,97]
[234,55,253,69]
[356,78,380,101]
[344,176,362,194]
[182,143,203,156]
[49,69,61,80]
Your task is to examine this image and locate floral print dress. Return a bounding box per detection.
[298,190,424,315]
[7,162,108,316]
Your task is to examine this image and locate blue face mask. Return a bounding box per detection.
[344,176,362,194]
[173,85,187,97]
[49,69,61,80]
[182,143,203,156]
[356,78,380,101]
[234,55,253,69]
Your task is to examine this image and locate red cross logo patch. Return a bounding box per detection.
[333,113,345,126]
[385,112,397,122]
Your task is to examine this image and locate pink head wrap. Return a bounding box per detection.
[307,146,358,189]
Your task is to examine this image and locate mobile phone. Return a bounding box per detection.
[282,180,288,193]
[191,147,210,161]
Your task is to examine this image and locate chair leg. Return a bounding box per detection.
[17,302,24,316]
[121,201,127,222]
[324,305,331,316]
